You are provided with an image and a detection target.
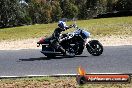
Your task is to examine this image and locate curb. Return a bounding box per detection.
[0,73,132,79]
[0,74,77,79]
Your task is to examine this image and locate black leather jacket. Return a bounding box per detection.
[51,27,70,42]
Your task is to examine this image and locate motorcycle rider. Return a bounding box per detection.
[51,21,73,55]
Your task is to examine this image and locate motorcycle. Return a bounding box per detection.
[37,23,103,58]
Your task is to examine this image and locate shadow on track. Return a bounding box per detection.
[18,55,88,62]
[19,57,64,61]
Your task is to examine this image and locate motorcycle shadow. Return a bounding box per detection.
[19,55,88,61]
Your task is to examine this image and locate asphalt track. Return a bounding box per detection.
[0,45,132,76]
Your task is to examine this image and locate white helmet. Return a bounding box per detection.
[58,21,68,29]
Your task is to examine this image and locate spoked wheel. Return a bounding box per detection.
[87,40,103,56]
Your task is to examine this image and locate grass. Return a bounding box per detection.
[0,77,76,88]
[0,16,132,41]
[0,77,132,88]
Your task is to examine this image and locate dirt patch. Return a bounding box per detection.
[0,38,40,50]
[96,35,132,46]
[0,36,132,50]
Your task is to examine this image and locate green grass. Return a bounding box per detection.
[0,77,132,88]
[0,16,132,41]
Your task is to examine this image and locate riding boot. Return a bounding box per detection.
[58,46,66,55]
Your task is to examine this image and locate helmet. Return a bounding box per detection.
[58,21,67,29]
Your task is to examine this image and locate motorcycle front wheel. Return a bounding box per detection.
[86,40,103,56]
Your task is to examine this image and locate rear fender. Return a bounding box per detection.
[37,38,45,44]
[37,37,51,46]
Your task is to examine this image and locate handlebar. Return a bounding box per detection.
[69,24,78,29]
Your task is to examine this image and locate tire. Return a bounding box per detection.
[87,40,103,56]
[46,55,56,58]
[42,46,56,58]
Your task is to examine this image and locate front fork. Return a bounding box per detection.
[85,38,96,52]
[86,43,95,52]
[84,38,91,46]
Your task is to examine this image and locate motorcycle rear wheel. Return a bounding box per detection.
[42,46,56,58]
